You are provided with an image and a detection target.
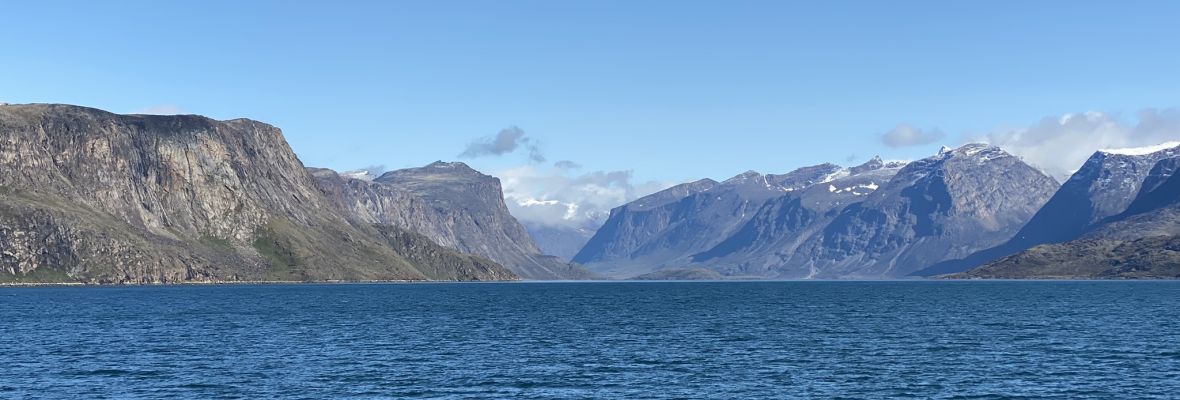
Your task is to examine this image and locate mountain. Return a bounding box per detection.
[0,104,516,283]
[523,222,599,260]
[696,145,1056,278]
[780,144,1059,278]
[917,142,1180,276]
[575,144,1056,278]
[573,164,845,277]
[308,162,591,279]
[951,154,1180,279]
[690,156,907,277]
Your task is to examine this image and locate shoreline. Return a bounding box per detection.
[3,277,1178,287]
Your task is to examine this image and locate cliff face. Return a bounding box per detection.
[918,144,1180,276]
[0,104,516,283]
[953,155,1180,279]
[308,163,591,279]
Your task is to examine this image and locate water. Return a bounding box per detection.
[1,281,1178,399]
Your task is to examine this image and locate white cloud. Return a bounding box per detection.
[971,108,1180,180]
[133,104,186,115]
[495,165,673,229]
[881,123,945,147]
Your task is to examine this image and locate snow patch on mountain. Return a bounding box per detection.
[341,169,378,181]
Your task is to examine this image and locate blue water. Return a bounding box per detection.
[1,281,1179,399]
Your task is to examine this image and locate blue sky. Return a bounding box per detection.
[4,1,1180,226]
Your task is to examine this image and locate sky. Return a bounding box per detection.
[3,1,1180,229]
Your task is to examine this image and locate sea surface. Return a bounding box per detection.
[1,281,1179,399]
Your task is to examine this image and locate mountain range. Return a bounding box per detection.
[0,104,585,283]
[574,145,1064,278]
[572,141,1180,279]
[2,103,1177,283]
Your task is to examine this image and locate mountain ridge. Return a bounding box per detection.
[0,103,518,283]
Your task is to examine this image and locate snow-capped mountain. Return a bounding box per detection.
[690,156,907,275]
[575,144,1059,279]
[788,144,1058,278]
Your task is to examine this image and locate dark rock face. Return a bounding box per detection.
[0,104,516,283]
[573,165,842,277]
[918,145,1180,276]
[308,163,591,279]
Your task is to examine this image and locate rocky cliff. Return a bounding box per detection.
[952,154,1180,279]
[918,143,1180,276]
[0,104,516,283]
[308,162,591,279]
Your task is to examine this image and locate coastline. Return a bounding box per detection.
[5,276,1180,287]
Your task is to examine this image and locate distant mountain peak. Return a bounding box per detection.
[850,156,885,174]
[723,170,765,184]
[426,160,473,169]
[377,161,486,182]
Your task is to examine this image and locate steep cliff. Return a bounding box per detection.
[952,154,1180,279]
[918,143,1180,276]
[308,163,591,279]
[0,104,516,283]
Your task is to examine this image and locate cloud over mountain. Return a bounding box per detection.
[497,165,671,229]
[973,108,1180,180]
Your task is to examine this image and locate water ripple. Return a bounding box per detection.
[1,281,1178,398]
